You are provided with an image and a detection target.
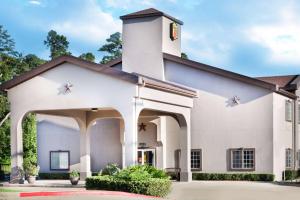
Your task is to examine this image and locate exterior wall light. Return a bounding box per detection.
[91,108,98,112]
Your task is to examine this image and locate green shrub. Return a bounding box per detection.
[99,163,120,176]
[38,173,69,180]
[70,170,79,178]
[86,176,171,197]
[86,164,171,197]
[283,170,300,181]
[115,165,169,181]
[192,173,274,182]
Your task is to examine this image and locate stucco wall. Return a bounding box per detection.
[37,115,124,173]
[122,16,164,80]
[165,116,181,168]
[8,62,137,114]
[37,115,80,173]
[272,93,293,180]
[137,120,158,148]
[89,119,122,172]
[165,60,274,174]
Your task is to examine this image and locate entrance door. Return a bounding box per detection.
[137,149,156,166]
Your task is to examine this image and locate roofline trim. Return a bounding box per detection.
[163,53,279,91]
[137,75,198,98]
[0,55,138,91]
[120,11,184,25]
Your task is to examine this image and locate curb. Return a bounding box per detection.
[19,190,159,198]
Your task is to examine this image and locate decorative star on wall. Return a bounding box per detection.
[139,123,147,132]
[232,95,240,105]
[64,82,73,94]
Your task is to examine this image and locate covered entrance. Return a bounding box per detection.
[0,56,197,183]
[137,148,156,166]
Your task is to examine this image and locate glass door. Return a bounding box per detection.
[137,149,156,166]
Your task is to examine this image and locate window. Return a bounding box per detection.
[298,105,300,124]
[298,150,300,168]
[285,148,293,169]
[285,100,292,122]
[50,151,70,170]
[230,148,255,171]
[191,149,202,171]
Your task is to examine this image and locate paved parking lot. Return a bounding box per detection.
[1,181,300,200]
[169,181,300,200]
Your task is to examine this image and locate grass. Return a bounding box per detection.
[0,188,21,192]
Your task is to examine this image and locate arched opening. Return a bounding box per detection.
[36,114,80,174]
[88,118,122,172]
[86,108,125,173]
[137,109,188,175]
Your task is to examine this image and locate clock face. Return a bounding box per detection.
[170,22,178,41]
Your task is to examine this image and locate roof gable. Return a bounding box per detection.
[0,55,197,98]
[256,75,298,89]
[163,53,297,99]
[0,55,138,91]
[120,8,183,25]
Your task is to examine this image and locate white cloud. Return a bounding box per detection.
[246,3,300,65]
[105,0,155,9]
[181,29,231,67]
[28,0,41,5]
[50,0,121,44]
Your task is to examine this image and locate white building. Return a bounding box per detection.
[1,8,299,182]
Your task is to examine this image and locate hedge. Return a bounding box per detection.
[283,170,300,181]
[86,176,171,197]
[192,173,275,181]
[38,173,70,180]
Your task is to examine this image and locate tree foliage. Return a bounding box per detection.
[99,32,122,64]
[0,26,42,166]
[22,113,37,169]
[79,52,95,62]
[181,52,188,59]
[44,30,70,59]
[0,25,18,56]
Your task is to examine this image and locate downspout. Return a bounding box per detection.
[293,98,298,170]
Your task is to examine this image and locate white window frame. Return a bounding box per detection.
[191,149,202,171]
[230,148,255,171]
[50,151,70,171]
[298,104,300,124]
[285,100,292,122]
[285,148,293,169]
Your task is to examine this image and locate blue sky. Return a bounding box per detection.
[1,0,300,77]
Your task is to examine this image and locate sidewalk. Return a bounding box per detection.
[0,180,85,188]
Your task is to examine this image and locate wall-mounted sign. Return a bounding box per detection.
[170,22,178,41]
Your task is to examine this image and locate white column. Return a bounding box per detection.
[122,109,138,167]
[78,113,91,180]
[179,113,192,182]
[119,119,126,168]
[10,111,24,183]
[153,116,166,169]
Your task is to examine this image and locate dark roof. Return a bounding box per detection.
[120,8,183,25]
[0,55,197,98]
[256,75,298,88]
[163,53,297,99]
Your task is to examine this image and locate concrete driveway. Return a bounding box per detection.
[169,181,300,200]
[1,181,300,200]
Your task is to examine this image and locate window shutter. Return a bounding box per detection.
[285,101,292,121]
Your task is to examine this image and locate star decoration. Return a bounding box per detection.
[232,96,240,105]
[139,123,147,132]
[64,82,73,94]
